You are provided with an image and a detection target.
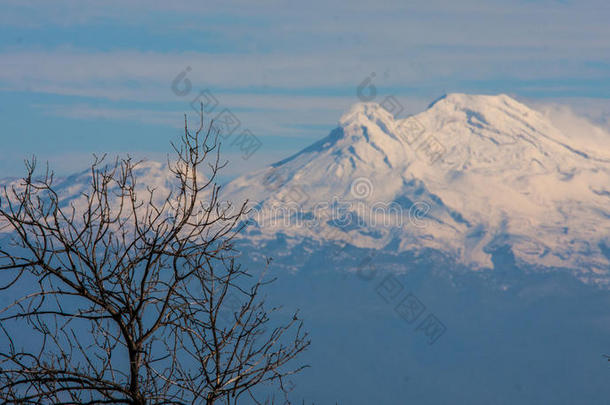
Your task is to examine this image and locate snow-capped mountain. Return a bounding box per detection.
[0,160,177,212]
[222,94,610,281]
[2,94,609,283]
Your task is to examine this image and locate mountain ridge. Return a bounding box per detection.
[1,93,609,284]
[222,93,610,283]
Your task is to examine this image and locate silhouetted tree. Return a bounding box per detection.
[0,109,309,404]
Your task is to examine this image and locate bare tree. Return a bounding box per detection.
[0,110,310,404]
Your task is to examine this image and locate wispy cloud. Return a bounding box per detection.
[1,47,609,101]
[527,98,610,149]
[1,0,609,178]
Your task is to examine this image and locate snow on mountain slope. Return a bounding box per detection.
[1,94,608,282]
[1,160,176,208]
[0,160,186,236]
[222,94,610,280]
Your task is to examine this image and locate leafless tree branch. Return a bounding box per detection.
[0,106,310,404]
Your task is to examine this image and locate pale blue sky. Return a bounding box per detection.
[1,0,609,178]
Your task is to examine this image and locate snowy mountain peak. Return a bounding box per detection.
[422,92,547,138]
[428,92,525,110]
[339,102,396,127]
[2,94,608,284]
[222,93,610,283]
[312,93,573,175]
[335,93,562,168]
